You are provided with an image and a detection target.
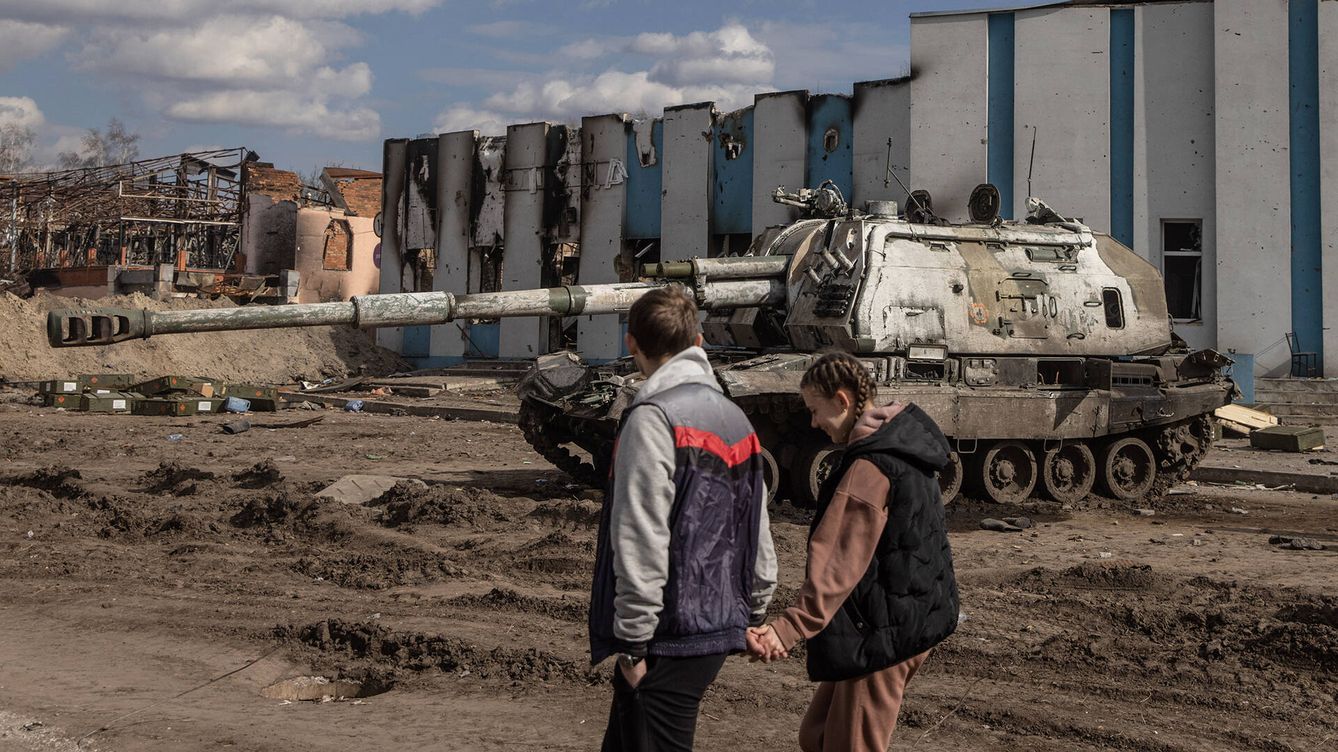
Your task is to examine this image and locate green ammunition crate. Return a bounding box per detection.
[1250,425,1326,452]
[81,373,136,390]
[133,396,224,416]
[40,378,85,395]
[79,391,136,413]
[135,375,217,398]
[220,384,280,411]
[43,391,79,408]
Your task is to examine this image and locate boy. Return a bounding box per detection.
[589,284,777,751]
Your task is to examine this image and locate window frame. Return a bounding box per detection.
[1160,218,1203,324]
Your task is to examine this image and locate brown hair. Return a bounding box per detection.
[801,352,879,414]
[627,284,700,358]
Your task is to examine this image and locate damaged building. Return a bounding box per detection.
[0,151,382,304]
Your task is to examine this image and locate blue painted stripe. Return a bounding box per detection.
[624,120,664,240]
[1290,0,1323,369]
[987,13,1015,219]
[711,108,754,236]
[401,325,431,358]
[805,95,853,199]
[1110,8,1135,247]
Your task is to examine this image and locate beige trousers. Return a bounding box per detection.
[797,650,930,752]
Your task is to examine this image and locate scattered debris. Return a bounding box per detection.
[344,400,365,413]
[223,397,252,413]
[1268,535,1327,551]
[1133,508,1156,517]
[222,419,251,435]
[980,518,1023,533]
[1229,507,1249,515]
[1214,404,1278,436]
[1307,457,1338,466]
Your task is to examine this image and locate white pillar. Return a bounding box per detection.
[752,90,808,234]
[578,114,629,362]
[430,130,476,365]
[661,103,715,259]
[499,122,550,359]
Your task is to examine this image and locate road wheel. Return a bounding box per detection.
[758,445,780,507]
[1040,443,1096,504]
[1098,437,1157,501]
[790,442,844,507]
[974,441,1038,504]
[938,450,963,505]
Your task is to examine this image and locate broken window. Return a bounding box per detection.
[321,219,352,271]
[1102,288,1124,329]
[1162,220,1202,321]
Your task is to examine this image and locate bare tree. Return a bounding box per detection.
[0,123,35,174]
[57,117,141,169]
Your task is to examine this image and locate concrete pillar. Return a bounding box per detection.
[1132,1,1216,352]
[499,122,550,359]
[752,91,808,234]
[1214,0,1292,377]
[852,79,910,209]
[661,103,715,258]
[377,138,408,353]
[430,130,476,366]
[1323,0,1338,375]
[578,114,628,362]
[910,15,988,223]
[1013,6,1111,230]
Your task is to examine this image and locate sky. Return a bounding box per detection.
[0,0,989,176]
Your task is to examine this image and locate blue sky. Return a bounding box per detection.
[0,0,987,175]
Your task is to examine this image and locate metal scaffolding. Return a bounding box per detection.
[1,148,249,274]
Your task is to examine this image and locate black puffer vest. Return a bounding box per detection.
[805,403,960,682]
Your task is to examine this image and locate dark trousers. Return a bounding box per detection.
[600,653,727,752]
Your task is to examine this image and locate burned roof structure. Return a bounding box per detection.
[1,148,250,273]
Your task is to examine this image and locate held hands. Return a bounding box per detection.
[746,624,789,663]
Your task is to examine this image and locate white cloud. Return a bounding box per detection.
[0,97,46,131]
[0,1,404,142]
[0,20,68,73]
[432,106,510,137]
[167,89,380,141]
[433,23,775,136]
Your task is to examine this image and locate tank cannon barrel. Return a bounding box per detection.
[47,277,787,348]
[642,255,790,280]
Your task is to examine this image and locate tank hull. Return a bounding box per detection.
[516,348,1233,507]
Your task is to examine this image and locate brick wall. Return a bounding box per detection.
[333,177,382,217]
[244,163,302,203]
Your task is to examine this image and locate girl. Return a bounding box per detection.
[749,352,959,751]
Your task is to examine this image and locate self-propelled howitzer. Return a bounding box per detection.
[46,184,1234,506]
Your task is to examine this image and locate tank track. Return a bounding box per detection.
[1148,414,1216,498]
[518,399,603,488]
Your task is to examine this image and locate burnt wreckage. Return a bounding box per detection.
[47,183,1234,506]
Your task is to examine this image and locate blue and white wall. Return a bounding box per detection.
[911,0,1337,384]
[377,82,911,365]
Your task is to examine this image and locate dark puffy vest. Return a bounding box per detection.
[805,404,960,682]
[589,382,765,664]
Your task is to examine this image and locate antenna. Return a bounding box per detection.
[883,138,927,215]
[1027,126,1038,198]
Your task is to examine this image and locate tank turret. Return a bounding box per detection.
[45,184,1234,508]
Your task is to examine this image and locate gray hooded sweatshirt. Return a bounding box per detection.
[609,345,779,646]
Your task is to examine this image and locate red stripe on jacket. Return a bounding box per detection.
[673,425,761,468]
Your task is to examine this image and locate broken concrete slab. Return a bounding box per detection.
[316,475,426,506]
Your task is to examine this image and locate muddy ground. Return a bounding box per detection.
[0,401,1334,751]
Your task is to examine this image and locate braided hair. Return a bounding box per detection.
[800,352,879,415]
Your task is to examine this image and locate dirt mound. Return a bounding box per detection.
[371,482,512,528]
[293,544,461,589]
[528,499,601,528]
[0,291,407,383]
[230,490,327,529]
[283,619,597,684]
[1017,561,1163,592]
[139,462,217,495]
[7,466,87,499]
[446,588,587,623]
[232,460,284,489]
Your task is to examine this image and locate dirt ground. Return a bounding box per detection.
[0,398,1334,752]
